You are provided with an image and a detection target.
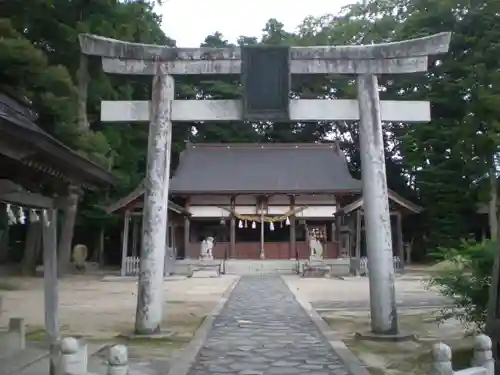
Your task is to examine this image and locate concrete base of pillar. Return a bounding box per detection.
[301,265,330,278]
[354,331,417,342]
[301,260,330,278]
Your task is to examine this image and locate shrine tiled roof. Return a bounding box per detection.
[0,92,117,189]
[170,142,361,195]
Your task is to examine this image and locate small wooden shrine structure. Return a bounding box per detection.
[104,180,190,274]
[340,189,422,270]
[0,92,116,370]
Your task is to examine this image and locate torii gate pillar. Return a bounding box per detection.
[134,68,173,334]
[358,74,397,334]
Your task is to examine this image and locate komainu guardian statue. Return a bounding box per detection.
[200,237,214,261]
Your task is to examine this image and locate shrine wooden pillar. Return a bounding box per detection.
[183,199,190,259]
[131,217,139,257]
[169,220,177,259]
[334,200,341,257]
[289,195,296,259]
[230,196,236,259]
[394,211,404,265]
[355,209,362,275]
[120,209,131,276]
[42,207,59,375]
[259,197,265,259]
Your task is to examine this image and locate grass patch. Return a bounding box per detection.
[114,335,192,345]
[90,334,191,360]
[26,329,46,342]
[322,311,472,375]
[26,325,72,342]
[0,280,22,290]
[25,316,207,361]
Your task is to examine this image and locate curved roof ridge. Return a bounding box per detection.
[186,141,342,150]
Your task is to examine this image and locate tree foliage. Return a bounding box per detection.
[429,240,495,330]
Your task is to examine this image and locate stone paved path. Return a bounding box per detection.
[187,276,352,375]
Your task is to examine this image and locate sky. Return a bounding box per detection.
[158,0,357,47]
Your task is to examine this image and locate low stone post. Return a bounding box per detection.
[472,335,494,375]
[8,317,26,350]
[107,344,128,375]
[430,343,454,375]
[59,337,88,375]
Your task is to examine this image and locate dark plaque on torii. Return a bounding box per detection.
[241,46,291,122]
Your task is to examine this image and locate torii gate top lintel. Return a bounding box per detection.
[78,32,451,62]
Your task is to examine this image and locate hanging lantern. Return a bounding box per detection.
[238,220,243,228]
[251,221,256,229]
[269,222,274,231]
[285,216,290,226]
[18,207,26,224]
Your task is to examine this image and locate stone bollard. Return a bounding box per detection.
[107,344,128,375]
[8,317,26,350]
[59,337,88,375]
[472,334,494,375]
[430,342,454,375]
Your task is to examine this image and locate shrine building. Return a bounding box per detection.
[170,142,361,260]
[108,142,422,274]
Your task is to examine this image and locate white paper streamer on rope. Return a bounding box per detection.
[29,209,40,222]
[251,221,256,229]
[285,217,290,226]
[42,210,51,226]
[6,204,16,225]
[269,222,274,231]
[238,220,243,229]
[18,207,26,224]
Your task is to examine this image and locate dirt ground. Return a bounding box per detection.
[283,275,472,375]
[0,274,238,342]
[283,274,442,304]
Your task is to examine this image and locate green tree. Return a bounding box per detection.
[0,0,172,272]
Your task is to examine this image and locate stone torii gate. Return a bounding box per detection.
[79,32,451,337]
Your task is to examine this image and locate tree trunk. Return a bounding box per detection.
[489,162,498,241]
[77,54,89,129]
[0,203,9,263]
[98,227,105,268]
[21,220,42,275]
[57,186,80,276]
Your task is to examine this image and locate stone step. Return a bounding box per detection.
[0,347,48,375]
[224,260,299,275]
